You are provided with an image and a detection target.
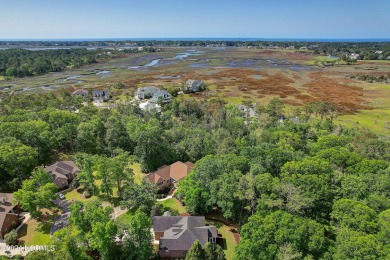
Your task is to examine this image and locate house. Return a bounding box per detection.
[184,80,204,93]
[237,104,258,118]
[71,89,88,97]
[147,161,194,190]
[152,89,172,104]
[349,53,360,60]
[0,193,22,239]
[44,161,80,189]
[134,86,159,100]
[139,100,161,112]
[92,90,110,102]
[153,214,217,259]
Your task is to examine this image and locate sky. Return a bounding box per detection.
[0,0,389,39]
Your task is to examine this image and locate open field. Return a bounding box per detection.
[1,47,389,136]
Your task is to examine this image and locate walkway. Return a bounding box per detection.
[156,187,177,202]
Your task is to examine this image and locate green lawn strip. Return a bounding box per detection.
[157,198,187,215]
[129,163,144,184]
[206,220,237,260]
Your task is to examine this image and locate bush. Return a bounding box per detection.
[71,178,80,188]
[4,229,18,245]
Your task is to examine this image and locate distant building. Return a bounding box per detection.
[153,215,217,259]
[184,80,204,93]
[44,161,80,189]
[71,89,88,97]
[92,90,110,102]
[349,53,360,60]
[135,86,160,100]
[237,104,258,118]
[0,193,22,239]
[152,89,171,103]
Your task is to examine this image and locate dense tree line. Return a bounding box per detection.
[0,90,389,258]
[0,49,106,78]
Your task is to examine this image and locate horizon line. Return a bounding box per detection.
[1,37,390,42]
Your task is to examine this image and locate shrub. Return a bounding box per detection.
[4,229,18,245]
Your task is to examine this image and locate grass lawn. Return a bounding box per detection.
[64,187,99,202]
[337,108,390,137]
[115,208,137,223]
[206,220,238,260]
[158,198,187,215]
[130,163,145,184]
[18,210,57,246]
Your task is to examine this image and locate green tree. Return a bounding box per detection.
[4,229,18,245]
[331,199,378,233]
[204,242,226,260]
[333,228,383,259]
[121,178,157,214]
[234,211,327,260]
[51,227,91,260]
[116,209,153,260]
[186,240,205,260]
[108,150,133,198]
[75,153,98,195]
[378,209,390,256]
[14,167,57,219]
[96,156,114,198]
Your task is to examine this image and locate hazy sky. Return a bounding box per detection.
[1,0,389,39]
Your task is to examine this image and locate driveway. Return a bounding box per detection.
[50,197,73,235]
[50,211,71,235]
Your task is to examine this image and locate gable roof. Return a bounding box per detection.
[146,161,194,185]
[0,193,17,231]
[44,161,80,184]
[154,216,217,251]
[92,90,109,97]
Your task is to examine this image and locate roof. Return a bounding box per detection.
[146,161,193,184]
[153,89,170,97]
[44,161,80,182]
[154,216,217,251]
[92,90,109,97]
[0,193,17,230]
[136,86,159,93]
[72,89,88,96]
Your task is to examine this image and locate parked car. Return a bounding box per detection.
[58,193,65,200]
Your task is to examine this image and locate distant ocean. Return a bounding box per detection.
[1,38,390,42]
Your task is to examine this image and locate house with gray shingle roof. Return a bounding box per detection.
[134,86,160,100]
[44,161,80,189]
[184,80,204,93]
[153,215,217,259]
[151,89,171,103]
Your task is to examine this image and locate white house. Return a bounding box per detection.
[349,53,360,60]
[237,104,258,118]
